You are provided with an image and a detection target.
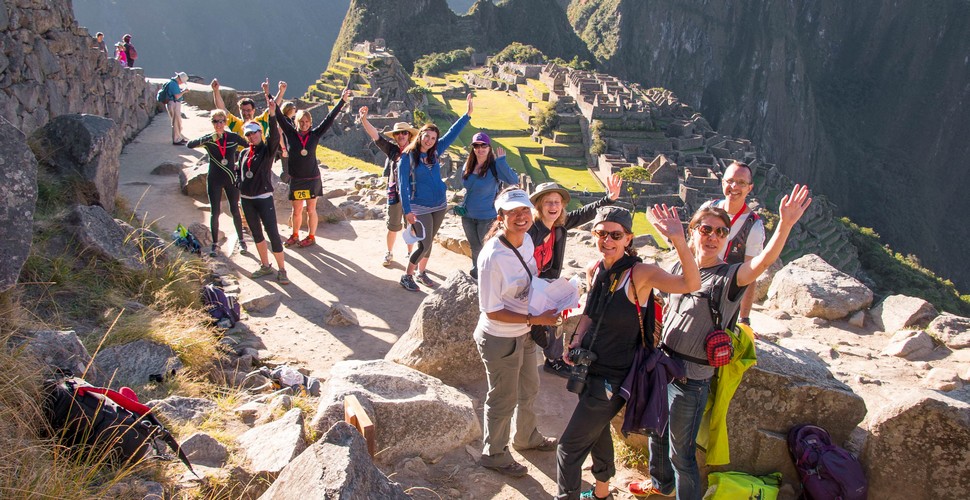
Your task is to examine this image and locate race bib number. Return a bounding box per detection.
[293,190,311,200]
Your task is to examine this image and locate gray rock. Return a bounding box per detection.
[0,121,38,292]
[28,114,121,211]
[924,368,964,391]
[115,219,167,257]
[13,330,91,376]
[927,313,970,349]
[259,421,409,500]
[872,294,939,332]
[180,432,228,467]
[189,222,218,248]
[766,254,873,320]
[325,187,348,198]
[309,360,481,464]
[237,407,306,475]
[150,161,182,176]
[862,391,970,499]
[147,396,217,425]
[435,225,472,257]
[881,330,935,360]
[752,258,783,303]
[179,161,208,197]
[848,310,865,328]
[93,339,182,387]
[326,303,359,326]
[385,271,483,386]
[67,204,145,270]
[241,289,279,313]
[235,401,268,423]
[315,195,346,222]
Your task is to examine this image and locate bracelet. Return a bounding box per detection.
[738,317,750,325]
[526,313,532,326]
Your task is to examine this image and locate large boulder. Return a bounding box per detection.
[880,330,936,360]
[862,391,970,499]
[259,421,409,500]
[0,121,39,292]
[179,432,228,467]
[91,339,183,387]
[309,360,481,464]
[927,313,970,350]
[12,330,91,376]
[752,258,784,303]
[872,294,939,333]
[67,204,145,270]
[385,271,483,387]
[179,161,208,198]
[704,342,866,484]
[434,223,472,258]
[237,408,307,475]
[28,114,121,211]
[766,254,873,320]
[146,396,217,426]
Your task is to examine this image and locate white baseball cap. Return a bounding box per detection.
[494,189,533,212]
[401,220,426,245]
[242,122,262,135]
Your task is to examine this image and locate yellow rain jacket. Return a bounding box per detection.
[696,323,757,465]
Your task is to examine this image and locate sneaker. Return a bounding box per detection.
[238,241,249,255]
[513,436,557,452]
[251,264,274,279]
[580,488,613,500]
[628,481,673,498]
[284,234,299,247]
[382,251,393,267]
[400,274,419,292]
[276,270,290,285]
[297,235,315,248]
[414,270,435,287]
[544,359,571,379]
[208,244,218,257]
[481,460,528,478]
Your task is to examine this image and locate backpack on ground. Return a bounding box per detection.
[202,283,240,327]
[704,471,782,500]
[156,85,169,105]
[42,375,194,474]
[787,424,868,500]
[172,223,201,254]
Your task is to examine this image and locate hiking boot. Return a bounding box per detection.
[544,359,571,379]
[628,481,673,498]
[382,251,393,267]
[580,488,613,500]
[277,270,290,285]
[297,235,315,248]
[251,264,274,279]
[513,436,557,452]
[284,234,299,247]
[481,460,528,478]
[414,270,435,287]
[400,274,419,292]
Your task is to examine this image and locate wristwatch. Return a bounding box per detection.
[526,313,533,326]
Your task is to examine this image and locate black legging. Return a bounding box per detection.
[206,168,244,246]
[240,196,283,253]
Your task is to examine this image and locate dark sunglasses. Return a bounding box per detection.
[472,143,490,149]
[592,229,627,241]
[695,224,730,238]
[393,131,409,136]
[211,119,226,124]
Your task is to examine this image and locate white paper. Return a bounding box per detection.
[529,277,581,315]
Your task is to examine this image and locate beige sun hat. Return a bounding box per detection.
[530,181,571,205]
[382,122,418,139]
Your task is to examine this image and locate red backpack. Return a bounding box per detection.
[787,424,868,500]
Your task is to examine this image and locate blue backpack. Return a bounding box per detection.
[173,224,201,254]
[202,284,240,327]
[788,424,868,500]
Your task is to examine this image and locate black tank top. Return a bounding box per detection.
[582,270,642,382]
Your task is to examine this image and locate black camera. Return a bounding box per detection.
[566,347,597,394]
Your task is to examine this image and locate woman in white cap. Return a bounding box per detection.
[162,72,190,145]
[459,131,519,279]
[475,186,562,478]
[358,106,416,267]
[527,174,623,377]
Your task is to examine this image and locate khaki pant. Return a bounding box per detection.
[166,100,184,143]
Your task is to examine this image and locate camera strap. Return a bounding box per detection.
[498,235,532,287]
[575,255,640,351]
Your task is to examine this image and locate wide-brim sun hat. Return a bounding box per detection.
[495,189,534,212]
[530,182,571,205]
[383,122,418,139]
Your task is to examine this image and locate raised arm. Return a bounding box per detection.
[311,89,350,137]
[635,204,702,295]
[275,81,287,105]
[494,148,519,184]
[562,174,623,230]
[211,79,227,111]
[265,97,281,153]
[736,184,812,286]
[437,93,473,152]
[358,106,380,141]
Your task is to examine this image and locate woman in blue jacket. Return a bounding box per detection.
[398,93,473,291]
[459,131,519,279]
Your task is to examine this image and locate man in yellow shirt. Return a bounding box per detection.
[210,78,286,138]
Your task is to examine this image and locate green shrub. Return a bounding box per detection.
[533,101,559,136]
[549,55,593,70]
[492,42,546,64]
[413,47,475,76]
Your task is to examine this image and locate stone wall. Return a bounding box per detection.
[0,0,157,141]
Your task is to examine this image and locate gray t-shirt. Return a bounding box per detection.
[661,263,745,380]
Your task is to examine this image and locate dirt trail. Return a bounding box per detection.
[119,105,652,499]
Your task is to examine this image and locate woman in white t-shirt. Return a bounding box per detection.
[475,187,561,478]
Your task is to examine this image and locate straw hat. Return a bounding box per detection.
[529,181,571,205]
[382,122,418,139]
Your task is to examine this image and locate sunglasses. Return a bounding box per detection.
[393,131,410,136]
[695,224,730,238]
[472,143,490,149]
[211,119,226,124]
[592,229,627,241]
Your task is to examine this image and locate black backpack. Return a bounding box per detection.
[42,376,194,473]
[787,424,868,500]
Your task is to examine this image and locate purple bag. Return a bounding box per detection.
[787,424,868,500]
[202,284,240,327]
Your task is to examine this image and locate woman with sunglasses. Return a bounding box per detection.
[398,93,474,291]
[527,174,623,377]
[187,109,249,257]
[556,205,700,500]
[628,184,812,500]
[459,132,519,280]
[276,89,351,249]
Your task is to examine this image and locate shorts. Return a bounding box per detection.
[288,177,322,201]
[386,199,405,232]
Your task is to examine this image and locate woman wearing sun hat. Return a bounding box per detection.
[475,187,562,478]
[162,72,190,145]
[459,131,519,279]
[359,107,417,267]
[527,174,623,377]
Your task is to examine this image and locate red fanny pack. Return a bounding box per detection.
[704,329,734,367]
